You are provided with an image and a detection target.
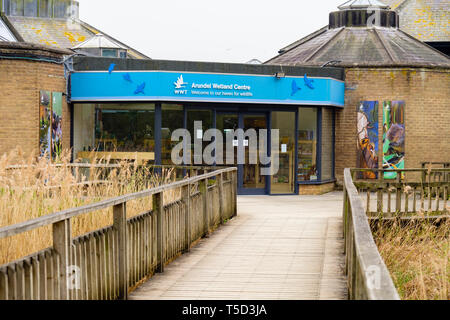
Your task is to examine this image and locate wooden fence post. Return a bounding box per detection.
[232,170,238,217]
[396,174,402,214]
[113,203,128,300]
[52,218,71,300]
[200,179,210,237]
[153,192,164,273]
[217,173,224,223]
[182,184,191,252]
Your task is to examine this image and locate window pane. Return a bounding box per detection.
[102,49,118,58]
[53,0,68,18]
[161,104,184,165]
[186,108,212,164]
[298,108,318,182]
[119,50,127,59]
[73,103,95,158]
[2,0,11,15]
[94,104,155,155]
[23,0,36,16]
[321,108,334,180]
[272,111,296,194]
[39,0,52,17]
[10,0,24,16]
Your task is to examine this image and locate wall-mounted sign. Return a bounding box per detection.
[71,71,345,107]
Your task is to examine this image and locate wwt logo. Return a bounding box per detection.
[174,75,188,95]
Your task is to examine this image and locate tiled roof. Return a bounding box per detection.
[7,16,93,48]
[380,0,449,42]
[3,16,149,59]
[266,26,450,67]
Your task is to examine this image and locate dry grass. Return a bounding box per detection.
[372,219,449,300]
[0,148,180,266]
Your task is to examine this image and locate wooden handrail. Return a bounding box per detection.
[343,168,400,300]
[0,167,236,240]
[0,167,238,300]
[5,163,233,171]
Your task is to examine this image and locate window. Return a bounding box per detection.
[187,108,212,164]
[321,108,334,181]
[23,0,37,16]
[94,104,155,153]
[298,108,318,182]
[39,0,52,18]
[271,111,296,194]
[53,0,68,18]
[2,0,11,15]
[102,49,118,58]
[161,104,184,164]
[119,50,127,59]
[10,0,24,16]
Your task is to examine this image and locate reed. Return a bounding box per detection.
[372,218,449,300]
[0,148,179,266]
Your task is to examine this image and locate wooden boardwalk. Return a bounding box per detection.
[130,193,348,300]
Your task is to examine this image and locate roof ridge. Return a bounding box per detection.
[372,28,397,62]
[304,28,345,62]
[265,26,329,64]
[278,26,329,54]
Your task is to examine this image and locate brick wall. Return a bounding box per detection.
[0,45,70,158]
[335,67,450,184]
[299,182,335,195]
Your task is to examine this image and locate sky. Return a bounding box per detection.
[77,0,343,63]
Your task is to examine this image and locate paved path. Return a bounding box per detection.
[130,192,348,300]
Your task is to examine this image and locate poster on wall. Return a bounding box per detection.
[52,92,63,160]
[357,101,379,179]
[383,101,405,179]
[39,91,52,158]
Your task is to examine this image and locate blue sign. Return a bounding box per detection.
[70,71,345,107]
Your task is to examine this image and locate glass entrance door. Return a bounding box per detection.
[242,114,267,193]
[216,112,268,195]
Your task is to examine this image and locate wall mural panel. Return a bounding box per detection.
[383,101,405,179]
[52,92,63,160]
[357,101,379,179]
[39,90,52,158]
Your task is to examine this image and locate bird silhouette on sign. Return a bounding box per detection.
[291,80,301,96]
[304,74,314,89]
[123,73,133,83]
[174,75,188,89]
[134,82,146,95]
[108,63,116,74]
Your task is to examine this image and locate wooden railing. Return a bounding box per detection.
[350,168,449,217]
[343,168,400,300]
[0,167,238,300]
